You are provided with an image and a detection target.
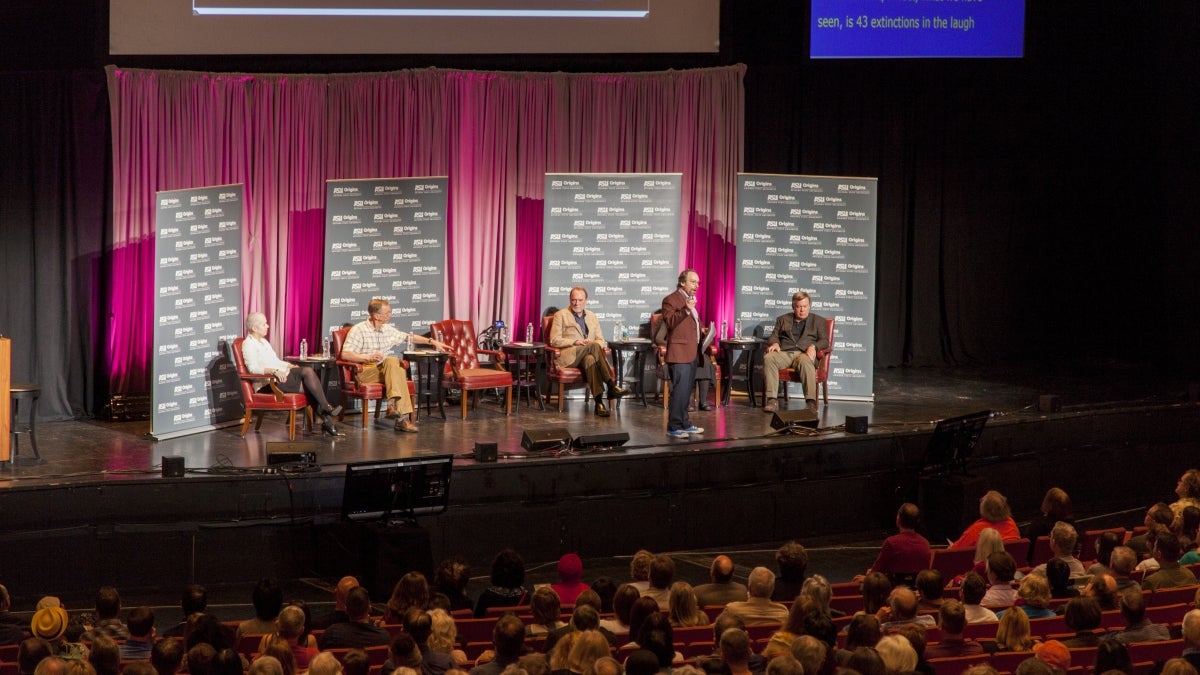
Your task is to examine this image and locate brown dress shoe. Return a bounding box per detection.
[395,414,419,433]
[595,400,610,417]
[763,398,779,413]
[384,402,400,419]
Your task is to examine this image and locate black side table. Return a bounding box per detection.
[608,339,654,407]
[501,343,546,411]
[720,338,763,407]
[404,350,450,420]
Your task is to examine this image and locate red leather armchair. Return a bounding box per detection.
[231,337,311,440]
[768,317,835,406]
[430,319,513,419]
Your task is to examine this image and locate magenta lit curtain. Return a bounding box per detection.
[105,65,745,395]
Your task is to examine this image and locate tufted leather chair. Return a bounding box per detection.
[649,312,721,407]
[770,316,835,406]
[231,337,311,440]
[430,319,513,419]
[330,326,415,426]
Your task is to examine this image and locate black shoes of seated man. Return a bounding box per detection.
[595,400,611,417]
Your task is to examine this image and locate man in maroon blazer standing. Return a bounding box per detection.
[661,269,705,438]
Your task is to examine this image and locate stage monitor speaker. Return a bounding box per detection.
[521,428,572,452]
[770,409,819,430]
[266,441,319,465]
[845,415,869,434]
[161,455,185,477]
[473,442,498,463]
[572,432,630,449]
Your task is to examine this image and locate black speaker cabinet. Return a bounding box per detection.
[572,431,630,449]
[473,442,498,463]
[845,415,869,434]
[161,455,185,477]
[770,409,819,430]
[521,428,572,452]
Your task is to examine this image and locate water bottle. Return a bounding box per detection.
[525,322,534,343]
[720,320,728,340]
[321,336,330,359]
[615,321,624,342]
[299,338,308,359]
[406,333,414,353]
[500,325,508,344]
[621,323,629,340]
[734,320,743,338]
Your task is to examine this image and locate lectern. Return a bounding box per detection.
[0,338,10,463]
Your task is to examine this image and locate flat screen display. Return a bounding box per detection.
[810,0,1024,59]
[341,454,454,522]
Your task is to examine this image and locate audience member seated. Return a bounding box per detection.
[960,572,997,624]
[924,600,983,659]
[628,550,654,593]
[1182,610,1200,671]
[1080,573,1118,611]
[1180,506,1200,564]
[788,635,828,675]
[427,608,469,668]
[634,613,681,667]
[915,571,944,612]
[150,634,185,675]
[980,551,1019,607]
[307,653,342,675]
[987,607,1036,654]
[996,574,1056,620]
[877,587,935,631]
[274,605,316,672]
[801,575,842,618]
[433,558,474,613]
[1086,532,1124,578]
[1032,640,1070,673]
[88,636,120,675]
[765,654,803,675]
[844,646,886,675]
[380,633,421,675]
[238,579,284,642]
[724,567,789,625]
[1059,596,1104,648]
[599,585,640,637]
[340,649,370,675]
[551,554,591,607]
[82,587,129,642]
[1022,488,1075,566]
[470,614,524,675]
[211,649,245,675]
[1030,522,1086,578]
[1127,504,1175,560]
[875,634,918,675]
[772,542,809,603]
[669,582,709,628]
[865,504,931,588]
[475,549,531,617]
[1112,586,1170,644]
[33,606,88,661]
[1044,558,1078,600]
[544,604,615,655]
[19,638,54,675]
[0,584,27,646]
[311,577,359,630]
[318,586,390,649]
[859,573,893,617]
[1143,529,1199,590]
[836,615,881,667]
[527,587,567,637]
[956,527,1005,585]
[1172,470,1200,530]
[642,554,675,610]
[589,577,617,614]
[694,555,749,608]
[119,607,157,660]
[256,635,297,675]
[762,597,815,660]
[715,628,755,675]
[566,630,610,675]
[951,491,1021,549]
[1108,547,1141,593]
[384,572,431,624]
[1093,638,1132,675]
[891,624,934,675]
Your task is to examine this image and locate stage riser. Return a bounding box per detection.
[0,406,1195,597]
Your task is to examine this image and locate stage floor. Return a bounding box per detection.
[1,361,1190,488]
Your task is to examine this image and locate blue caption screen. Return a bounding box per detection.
[810,0,1024,59]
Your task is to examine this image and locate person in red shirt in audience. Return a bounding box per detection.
[951,491,1021,549]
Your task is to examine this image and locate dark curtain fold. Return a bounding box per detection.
[0,70,109,418]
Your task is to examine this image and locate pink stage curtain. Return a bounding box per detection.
[105,65,744,395]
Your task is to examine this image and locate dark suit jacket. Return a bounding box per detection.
[661,289,700,364]
[766,313,829,353]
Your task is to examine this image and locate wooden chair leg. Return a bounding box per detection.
[361,399,369,427]
[461,393,469,419]
[505,387,512,415]
[240,411,253,437]
[556,382,564,412]
[254,411,264,431]
[287,409,296,440]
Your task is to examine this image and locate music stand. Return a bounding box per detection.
[920,410,991,478]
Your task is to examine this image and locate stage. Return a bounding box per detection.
[1,363,1198,603]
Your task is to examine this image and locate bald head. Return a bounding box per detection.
[711,556,735,583]
[335,577,360,610]
[889,587,918,620]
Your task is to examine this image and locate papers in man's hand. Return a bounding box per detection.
[700,321,717,352]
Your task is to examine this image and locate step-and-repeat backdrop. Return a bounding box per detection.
[322,178,448,337]
[736,174,877,401]
[151,184,245,439]
[541,173,682,338]
[541,174,682,393]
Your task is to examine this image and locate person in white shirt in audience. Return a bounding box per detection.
[1029,522,1086,578]
[960,572,998,624]
[980,551,1019,607]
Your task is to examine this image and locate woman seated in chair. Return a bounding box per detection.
[242,312,343,436]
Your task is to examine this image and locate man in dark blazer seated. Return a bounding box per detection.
[661,269,704,438]
[763,291,829,413]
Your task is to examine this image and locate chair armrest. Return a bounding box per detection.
[477,348,506,371]
[239,372,284,400]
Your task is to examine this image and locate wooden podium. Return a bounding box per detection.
[0,338,10,463]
